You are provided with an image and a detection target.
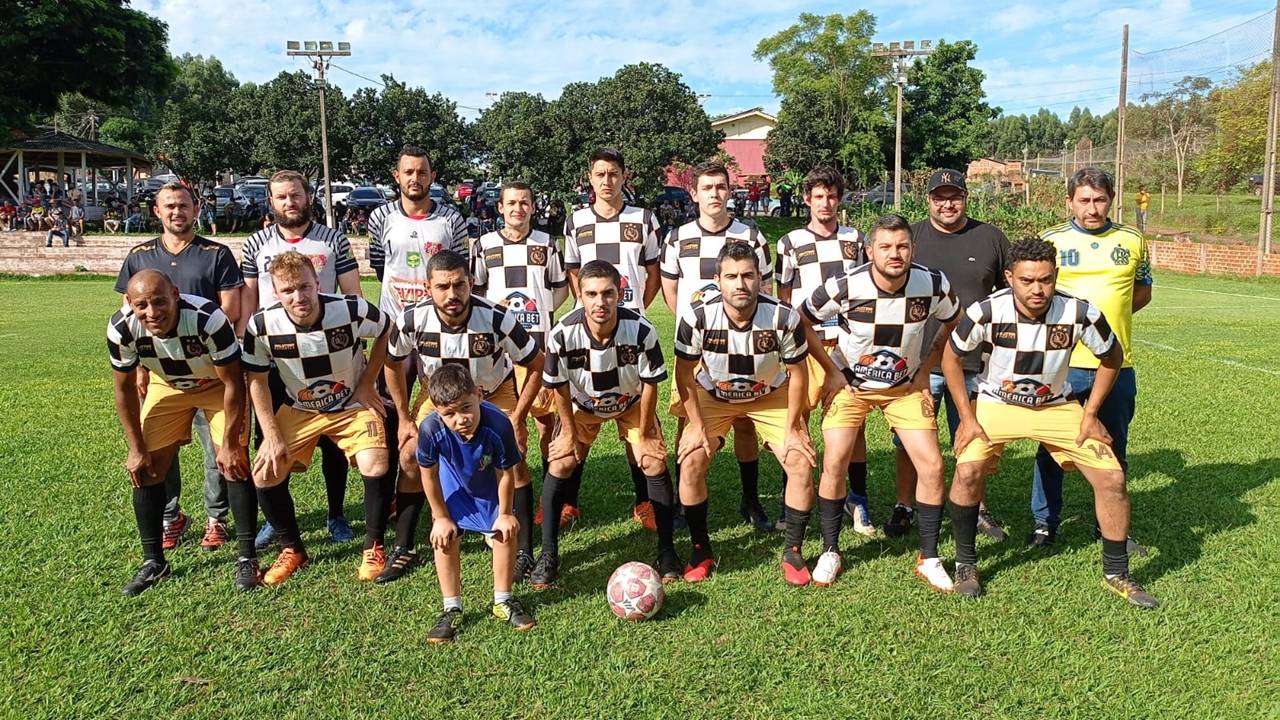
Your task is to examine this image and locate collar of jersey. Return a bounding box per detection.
[591,204,627,223]
[806,224,843,241]
[500,227,533,244]
[275,221,313,243]
[433,300,474,332]
[397,198,437,220]
[724,300,761,332]
[587,318,620,350]
[696,217,733,235]
[1068,217,1113,235]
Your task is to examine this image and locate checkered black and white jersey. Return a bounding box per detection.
[368,200,468,315]
[543,306,667,418]
[388,295,538,395]
[241,293,390,413]
[674,294,807,403]
[660,218,772,322]
[951,288,1115,408]
[564,205,660,313]
[776,225,865,341]
[803,263,960,390]
[470,228,568,344]
[107,294,240,390]
[240,222,358,307]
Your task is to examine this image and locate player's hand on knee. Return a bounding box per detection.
[492,513,519,544]
[125,448,154,488]
[254,439,289,481]
[217,443,250,481]
[677,425,713,463]
[430,517,458,551]
[547,431,577,463]
[512,421,530,455]
[784,427,817,468]
[397,423,417,454]
[635,435,666,467]
[953,420,989,455]
[1076,414,1112,448]
[135,368,150,399]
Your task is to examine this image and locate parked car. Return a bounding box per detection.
[1247,174,1280,196]
[317,182,354,209]
[343,186,389,212]
[213,185,247,215]
[238,175,269,187]
[851,182,900,206]
[237,183,268,208]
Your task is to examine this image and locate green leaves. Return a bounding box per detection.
[903,40,998,171]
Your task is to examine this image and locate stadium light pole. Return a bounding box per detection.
[872,40,933,210]
[287,40,352,229]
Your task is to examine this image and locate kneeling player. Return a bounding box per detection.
[108,270,257,594]
[242,251,394,586]
[944,239,1159,608]
[418,365,536,643]
[674,243,818,584]
[534,260,682,587]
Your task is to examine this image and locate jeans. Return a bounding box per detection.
[163,409,230,523]
[124,216,143,232]
[1136,208,1148,232]
[1030,367,1136,529]
[46,230,68,247]
[200,209,216,229]
[891,370,979,448]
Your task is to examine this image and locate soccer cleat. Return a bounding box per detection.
[683,544,716,583]
[1027,524,1057,549]
[954,562,982,598]
[845,495,877,537]
[357,544,386,582]
[121,560,171,596]
[233,557,262,592]
[514,550,536,583]
[492,598,536,631]
[976,507,1008,542]
[254,521,279,550]
[914,555,954,593]
[374,546,421,584]
[528,552,559,589]
[535,503,580,531]
[327,516,355,543]
[812,550,844,587]
[632,501,658,533]
[200,517,229,551]
[161,512,189,551]
[781,545,811,586]
[739,500,776,532]
[1103,574,1160,609]
[426,608,464,644]
[263,548,308,586]
[656,548,683,584]
[883,504,914,539]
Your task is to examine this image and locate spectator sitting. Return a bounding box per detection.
[46,208,70,247]
[103,204,122,233]
[0,200,15,231]
[69,203,85,237]
[123,204,145,233]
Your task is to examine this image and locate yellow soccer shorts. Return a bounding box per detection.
[821,385,937,433]
[693,385,791,448]
[140,377,244,452]
[571,401,653,446]
[513,363,555,419]
[276,405,387,470]
[413,374,519,425]
[955,399,1122,471]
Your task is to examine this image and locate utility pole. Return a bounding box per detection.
[871,40,933,210]
[1116,24,1130,225]
[287,40,352,229]
[1258,2,1280,273]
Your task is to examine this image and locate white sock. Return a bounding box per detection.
[494,590,512,605]
[443,596,462,612]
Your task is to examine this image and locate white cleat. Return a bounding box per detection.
[914,555,954,593]
[812,550,844,586]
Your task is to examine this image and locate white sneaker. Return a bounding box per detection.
[812,550,843,586]
[914,555,954,592]
[845,499,878,537]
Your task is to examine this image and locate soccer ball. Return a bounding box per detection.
[606,561,664,621]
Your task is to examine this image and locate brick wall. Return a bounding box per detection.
[1148,239,1280,277]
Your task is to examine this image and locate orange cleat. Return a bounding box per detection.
[632,501,658,533]
[263,548,308,586]
[358,544,386,582]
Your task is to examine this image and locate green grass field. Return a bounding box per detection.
[1,272,1278,719]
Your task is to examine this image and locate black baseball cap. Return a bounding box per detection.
[927,169,967,194]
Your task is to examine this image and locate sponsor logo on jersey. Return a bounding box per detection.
[796,246,818,263]
[1047,325,1073,351]
[478,453,492,471]
[296,379,351,411]
[390,278,430,305]
[619,274,634,303]
[423,241,443,255]
[995,377,1054,407]
[503,292,541,330]
[170,377,214,391]
[584,391,634,416]
[853,349,909,385]
[714,377,770,402]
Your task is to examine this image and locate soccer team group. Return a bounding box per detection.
[107,145,1159,643]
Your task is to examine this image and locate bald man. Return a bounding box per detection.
[107,270,259,595]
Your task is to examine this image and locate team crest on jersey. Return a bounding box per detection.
[854,350,909,384]
[753,330,778,353]
[691,282,717,304]
[1111,245,1131,266]
[907,297,930,323]
[622,223,641,243]
[182,336,206,357]
[328,326,353,351]
[1047,325,1073,351]
[715,378,769,401]
[406,251,422,269]
[478,453,492,471]
[841,241,859,260]
[296,379,350,411]
[996,378,1053,407]
[503,292,540,329]
[617,344,639,365]
[586,391,633,416]
[528,245,547,266]
[470,333,494,357]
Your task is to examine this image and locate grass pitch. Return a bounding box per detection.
[0,271,1277,719]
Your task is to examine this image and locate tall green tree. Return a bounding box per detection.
[902,40,997,171]
[987,115,1030,159]
[474,92,564,191]
[152,55,244,182]
[234,71,354,181]
[1198,62,1270,191]
[348,76,471,184]
[1140,76,1213,204]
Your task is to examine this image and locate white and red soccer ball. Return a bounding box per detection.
[606,561,664,621]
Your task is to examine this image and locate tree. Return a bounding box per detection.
[764,86,885,187]
[473,91,562,191]
[987,115,1030,159]
[348,76,472,184]
[152,55,244,182]
[1198,62,1271,191]
[902,40,997,171]
[1026,109,1068,157]
[1141,76,1212,205]
[234,71,354,181]
[0,0,175,137]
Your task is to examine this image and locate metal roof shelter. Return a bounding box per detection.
[0,131,153,203]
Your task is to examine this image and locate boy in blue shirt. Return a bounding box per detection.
[416,364,536,643]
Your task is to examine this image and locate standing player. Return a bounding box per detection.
[384,250,545,581]
[108,271,257,594]
[241,170,364,546]
[534,260,682,587]
[801,215,960,588]
[1030,168,1152,550]
[775,166,871,535]
[241,252,393,585]
[114,181,244,553]
[674,243,817,584]
[557,148,662,526]
[661,160,772,532]
[944,238,1158,608]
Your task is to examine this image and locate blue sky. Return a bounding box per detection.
[136,0,1274,120]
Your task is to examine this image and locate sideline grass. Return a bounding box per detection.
[0,272,1277,718]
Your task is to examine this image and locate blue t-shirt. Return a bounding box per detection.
[415,400,522,532]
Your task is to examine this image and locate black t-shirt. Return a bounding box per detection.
[114,235,243,302]
[910,218,1011,372]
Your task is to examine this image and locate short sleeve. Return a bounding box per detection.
[496,306,538,364]
[638,322,667,383]
[673,307,702,360]
[776,235,796,290]
[449,211,469,252]
[113,254,137,294]
[546,242,568,289]
[331,233,358,276]
[1135,236,1153,286]
[351,297,389,338]
[542,327,567,388]
[240,313,272,372]
[214,246,245,290]
[106,312,138,371]
[415,415,441,467]
[470,238,489,288]
[489,411,522,470]
[240,235,261,278]
[201,306,242,365]
[1080,302,1117,358]
[933,272,961,322]
[949,301,988,354]
[659,235,679,280]
[563,216,581,269]
[779,306,807,364]
[752,227,772,283]
[387,307,415,361]
[802,275,846,325]
[642,210,661,264]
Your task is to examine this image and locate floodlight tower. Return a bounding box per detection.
[286,40,352,228]
[871,40,933,210]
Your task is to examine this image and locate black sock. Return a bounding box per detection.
[818,497,843,552]
[514,483,534,554]
[393,490,425,549]
[683,500,710,547]
[133,483,166,564]
[950,502,980,566]
[563,462,584,507]
[1101,537,1129,577]
[258,479,304,551]
[320,440,348,519]
[646,472,675,552]
[540,472,567,557]
[738,460,760,505]
[629,463,649,505]
[916,502,943,559]
[226,479,258,559]
[783,504,811,550]
[362,473,391,549]
[847,462,868,498]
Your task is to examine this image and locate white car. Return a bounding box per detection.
[318,182,354,209]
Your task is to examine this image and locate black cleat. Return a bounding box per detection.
[233,557,261,592]
[514,550,536,583]
[1027,524,1057,548]
[739,500,775,532]
[883,504,914,539]
[529,552,559,589]
[375,546,421,584]
[426,608,464,644]
[1103,574,1160,609]
[656,547,683,584]
[976,507,1008,542]
[122,560,171,596]
[492,598,536,631]
[954,562,983,598]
